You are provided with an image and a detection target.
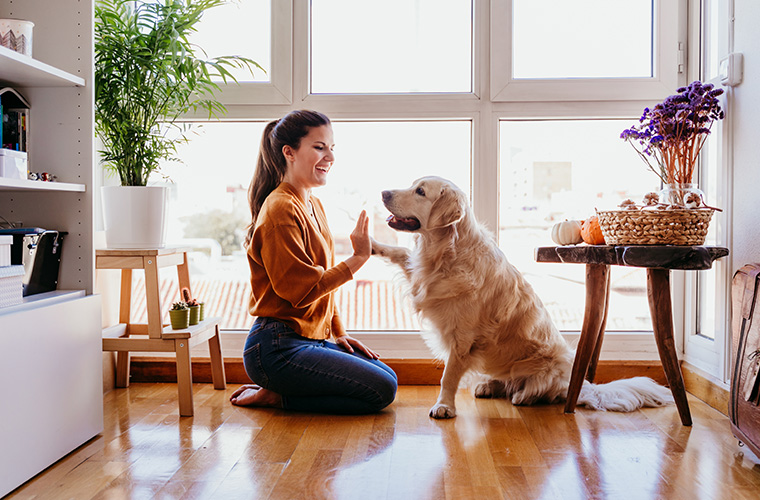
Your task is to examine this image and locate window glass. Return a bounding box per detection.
[311,0,472,93]
[322,121,471,330]
[190,0,271,82]
[512,0,653,79]
[499,120,656,331]
[136,121,470,331]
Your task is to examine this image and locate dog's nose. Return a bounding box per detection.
[382,190,392,203]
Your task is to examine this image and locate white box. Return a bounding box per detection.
[0,235,11,267]
[0,265,24,308]
[0,149,27,180]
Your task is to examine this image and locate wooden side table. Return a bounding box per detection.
[535,245,729,426]
[97,247,226,417]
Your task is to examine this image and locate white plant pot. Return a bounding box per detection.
[102,186,167,249]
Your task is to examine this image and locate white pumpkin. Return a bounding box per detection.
[551,220,583,245]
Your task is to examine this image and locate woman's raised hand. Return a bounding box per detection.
[350,210,371,260]
[345,210,371,274]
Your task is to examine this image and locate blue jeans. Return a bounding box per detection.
[243,317,398,414]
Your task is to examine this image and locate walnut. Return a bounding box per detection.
[642,192,659,206]
[684,192,702,209]
[619,199,638,210]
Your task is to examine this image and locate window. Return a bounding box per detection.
[325,120,472,330]
[117,0,705,365]
[190,0,271,83]
[491,0,682,101]
[499,120,654,331]
[682,0,732,381]
[512,0,653,79]
[310,0,472,93]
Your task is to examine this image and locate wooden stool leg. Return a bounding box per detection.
[646,268,692,426]
[586,269,611,383]
[175,339,194,417]
[115,352,131,388]
[565,264,610,413]
[177,251,191,298]
[208,325,226,390]
[115,269,133,388]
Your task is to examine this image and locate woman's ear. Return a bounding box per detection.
[430,187,466,229]
[282,144,295,162]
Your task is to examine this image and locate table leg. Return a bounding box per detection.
[565,263,610,414]
[586,269,611,383]
[646,268,692,426]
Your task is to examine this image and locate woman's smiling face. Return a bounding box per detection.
[282,124,335,197]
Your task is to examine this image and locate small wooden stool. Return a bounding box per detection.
[97,247,226,417]
[535,245,729,426]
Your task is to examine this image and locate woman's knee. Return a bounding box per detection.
[370,370,398,411]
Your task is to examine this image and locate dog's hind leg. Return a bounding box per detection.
[473,378,507,398]
[430,351,470,419]
[371,238,413,279]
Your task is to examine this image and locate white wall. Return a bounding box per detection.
[731,0,760,270]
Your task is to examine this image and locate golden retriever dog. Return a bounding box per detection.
[372,176,673,419]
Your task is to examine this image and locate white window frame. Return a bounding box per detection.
[681,0,734,383]
[490,0,686,102]
[180,0,705,364]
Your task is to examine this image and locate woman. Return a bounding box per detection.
[230,110,398,414]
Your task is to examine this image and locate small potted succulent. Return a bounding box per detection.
[169,301,189,330]
[182,287,203,325]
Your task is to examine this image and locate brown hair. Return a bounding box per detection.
[244,110,331,247]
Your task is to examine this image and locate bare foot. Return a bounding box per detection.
[230,384,282,408]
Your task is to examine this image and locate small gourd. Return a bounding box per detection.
[581,216,606,245]
[551,220,584,246]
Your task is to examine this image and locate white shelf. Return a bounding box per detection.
[0,177,86,192]
[0,46,84,87]
[0,289,86,316]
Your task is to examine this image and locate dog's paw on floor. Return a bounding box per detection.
[429,403,457,419]
[474,379,507,398]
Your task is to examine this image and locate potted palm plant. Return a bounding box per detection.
[95,0,261,248]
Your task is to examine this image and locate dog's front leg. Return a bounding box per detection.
[371,238,413,280]
[429,351,469,419]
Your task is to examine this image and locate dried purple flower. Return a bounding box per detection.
[622,81,725,185]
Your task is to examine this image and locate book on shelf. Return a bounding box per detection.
[0,88,29,153]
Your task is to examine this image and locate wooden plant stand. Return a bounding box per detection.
[97,247,226,417]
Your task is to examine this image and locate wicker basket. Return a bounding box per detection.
[597,208,714,246]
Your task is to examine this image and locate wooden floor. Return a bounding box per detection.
[7,383,760,500]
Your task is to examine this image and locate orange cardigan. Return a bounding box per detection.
[247,182,353,339]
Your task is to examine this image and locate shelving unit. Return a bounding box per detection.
[0,1,102,497]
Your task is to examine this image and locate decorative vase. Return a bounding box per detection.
[658,183,705,209]
[169,308,189,330]
[188,305,200,326]
[102,185,167,249]
[0,19,34,56]
[198,303,205,322]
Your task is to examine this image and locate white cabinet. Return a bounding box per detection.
[0,1,102,496]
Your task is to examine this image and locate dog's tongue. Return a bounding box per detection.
[386,214,421,231]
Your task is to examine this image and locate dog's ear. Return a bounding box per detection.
[429,186,467,229]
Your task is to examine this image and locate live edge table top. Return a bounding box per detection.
[534,245,729,271]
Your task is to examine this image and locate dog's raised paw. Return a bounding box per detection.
[429,403,456,419]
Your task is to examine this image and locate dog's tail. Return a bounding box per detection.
[576,377,674,412]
